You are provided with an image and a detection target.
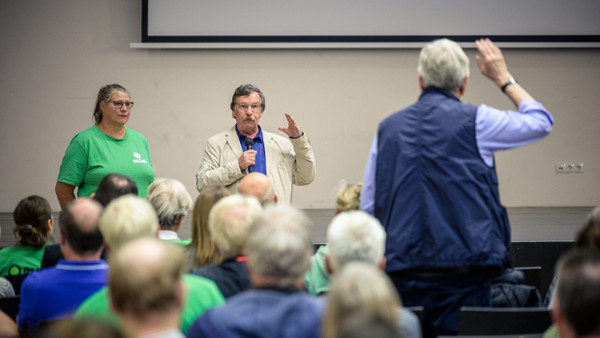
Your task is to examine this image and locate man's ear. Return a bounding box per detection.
[324,254,333,275]
[418,72,425,91]
[458,75,469,96]
[59,228,67,246]
[378,256,387,271]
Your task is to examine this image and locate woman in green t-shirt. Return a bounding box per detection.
[0,195,53,277]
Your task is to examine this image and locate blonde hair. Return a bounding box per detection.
[335,182,362,213]
[99,195,158,250]
[208,194,263,258]
[187,186,230,268]
[322,262,400,338]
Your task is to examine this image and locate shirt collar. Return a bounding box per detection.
[236,125,263,143]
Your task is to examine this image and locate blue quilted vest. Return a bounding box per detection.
[375,87,511,272]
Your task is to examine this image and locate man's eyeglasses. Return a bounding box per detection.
[109,101,135,109]
[236,103,261,112]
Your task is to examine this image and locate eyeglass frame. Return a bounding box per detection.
[108,100,135,109]
[235,103,262,112]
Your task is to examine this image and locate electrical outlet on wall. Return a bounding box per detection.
[555,162,584,174]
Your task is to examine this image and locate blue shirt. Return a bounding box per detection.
[360,99,553,215]
[17,259,108,329]
[236,126,266,175]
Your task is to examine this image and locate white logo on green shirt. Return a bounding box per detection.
[132,152,148,164]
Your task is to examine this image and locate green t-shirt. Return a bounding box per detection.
[74,274,225,333]
[0,244,46,277]
[304,244,331,296]
[57,125,154,197]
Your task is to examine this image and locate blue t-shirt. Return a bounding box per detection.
[17,259,108,329]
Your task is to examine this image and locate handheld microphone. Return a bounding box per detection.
[244,138,253,173]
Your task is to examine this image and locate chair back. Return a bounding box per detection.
[458,307,552,335]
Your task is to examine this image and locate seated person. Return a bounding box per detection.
[187,205,324,338]
[552,249,600,338]
[321,210,421,338]
[323,262,404,338]
[18,198,106,331]
[41,173,137,269]
[190,194,262,298]
[109,238,186,337]
[147,178,193,246]
[0,195,53,277]
[74,195,224,334]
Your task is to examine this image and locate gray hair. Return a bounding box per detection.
[208,194,263,258]
[147,178,192,229]
[230,84,265,112]
[418,39,469,92]
[245,205,313,285]
[327,210,386,272]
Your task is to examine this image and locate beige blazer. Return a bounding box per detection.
[195,126,316,203]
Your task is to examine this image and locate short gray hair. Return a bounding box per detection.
[418,38,469,92]
[147,178,192,229]
[99,195,158,250]
[245,205,313,285]
[208,194,263,258]
[327,210,386,271]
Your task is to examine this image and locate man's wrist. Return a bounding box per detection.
[501,77,517,93]
[290,132,304,139]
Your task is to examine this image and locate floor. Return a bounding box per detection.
[0,207,593,248]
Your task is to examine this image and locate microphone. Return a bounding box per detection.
[244,138,253,173]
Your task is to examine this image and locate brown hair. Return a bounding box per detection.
[187,186,230,267]
[92,84,130,125]
[12,195,53,249]
[335,182,362,214]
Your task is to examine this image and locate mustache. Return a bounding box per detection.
[243,116,256,122]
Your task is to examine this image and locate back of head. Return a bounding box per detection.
[109,238,184,320]
[99,195,158,251]
[335,182,362,214]
[555,249,600,337]
[189,186,231,267]
[418,38,470,92]
[13,195,53,249]
[575,206,600,250]
[147,178,192,229]
[323,262,400,338]
[208,194,263,258]
[327,210,386,272]
[238,173,276,206]
[94,173,138,207]
[59,198,104,256]
[246,205,313,285]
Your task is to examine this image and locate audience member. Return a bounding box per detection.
[552,250,600,338]
[187,205,324,338]
[147,178,193,246]
[74,195,224,334]
[190,194,262,298]
[109,238,185,337]
[183,186,230,271]
[37,318,130,338]
[92,173,138,207]
[41,173,137,269]
[238,172,277,205]
[18,198,106,330]
[0,195,53,277]
[324,210,421,338]
[195,83,316,203]
[360,38,553,336]
[0,277,15,297]
[0,310,18,338]
[304,181,362,296]
[322,262,403,338]
[338,313,403,338]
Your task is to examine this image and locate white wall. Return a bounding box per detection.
[1,0,599,212]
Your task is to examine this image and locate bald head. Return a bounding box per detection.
[109,238,184,321]
[239,173,276,206]
[59,198,104,257]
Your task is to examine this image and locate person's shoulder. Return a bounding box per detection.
[183,274,223,296]
[207,127,235,142]
[124,127,148,141]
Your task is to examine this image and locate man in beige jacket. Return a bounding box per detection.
[196,84,316,203]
